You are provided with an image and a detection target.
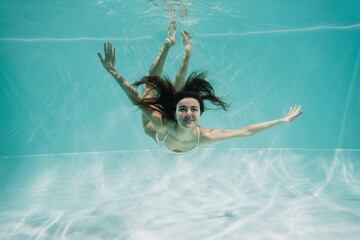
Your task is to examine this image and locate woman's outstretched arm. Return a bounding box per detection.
[207,105,303,143]
[173,30,192,91]
[98,42,141,105]
[98,42,163,127]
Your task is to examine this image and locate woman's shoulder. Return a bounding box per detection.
[198,125,211,133]
[156,119,176,135]
[198,126,214,146]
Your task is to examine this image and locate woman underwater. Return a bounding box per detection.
[97,20,303,156]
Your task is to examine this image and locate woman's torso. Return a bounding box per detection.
[157,121,199,153]
[144,117,213,153]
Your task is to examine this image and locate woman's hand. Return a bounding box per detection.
[282,105,303,122]
[97,42,116,72]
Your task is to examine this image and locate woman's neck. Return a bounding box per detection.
[173,122,197,140]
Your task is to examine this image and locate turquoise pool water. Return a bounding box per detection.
[1,0,360,239]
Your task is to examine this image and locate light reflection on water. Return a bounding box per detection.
[1,149,359,239]
[148,0,195,19]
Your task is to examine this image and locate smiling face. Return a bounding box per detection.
[175,97,201,128]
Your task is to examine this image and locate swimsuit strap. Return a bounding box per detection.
[163,122,200,147]
[196,126,200,146]
[162,122,177,141]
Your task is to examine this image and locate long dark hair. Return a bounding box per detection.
[132,71,230,120]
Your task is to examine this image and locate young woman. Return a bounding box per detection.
[97,20,303,156]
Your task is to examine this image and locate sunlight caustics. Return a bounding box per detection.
[1,0,360,239]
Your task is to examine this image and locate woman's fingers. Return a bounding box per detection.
[103,42,116,59]
[113,48,116,65]
[283,105,303,122]
[290,104,301,114]
[293,105,301,114]
[97,52,103,62]
[297,105,302,112]
[99,42,117,69]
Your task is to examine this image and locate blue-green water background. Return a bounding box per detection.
[1,0,359,155]
[1,0,360,239]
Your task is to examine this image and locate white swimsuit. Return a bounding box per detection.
[156,122,200,156]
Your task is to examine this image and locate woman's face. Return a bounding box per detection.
[175,97,201,128]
